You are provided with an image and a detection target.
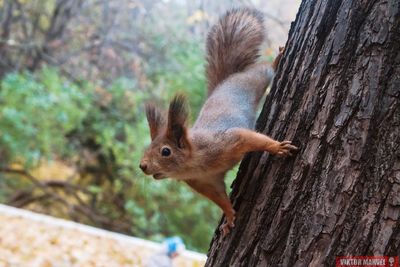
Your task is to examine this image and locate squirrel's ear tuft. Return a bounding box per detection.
[167,94,191,149]
[145,103,165,140]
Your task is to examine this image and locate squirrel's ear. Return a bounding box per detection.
[145,103,165,140]
[166,94,191,149]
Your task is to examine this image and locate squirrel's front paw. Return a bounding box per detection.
[272,141,298,157]
[278,46,285,56]
[220,210,236,236]
[220,221,234,236]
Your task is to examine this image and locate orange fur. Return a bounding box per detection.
[206,8,265,95]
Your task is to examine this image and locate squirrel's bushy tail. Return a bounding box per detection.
[206,8,265,94]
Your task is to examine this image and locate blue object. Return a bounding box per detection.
[164,236,185,257]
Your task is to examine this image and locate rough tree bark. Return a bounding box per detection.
[206,0,400,266]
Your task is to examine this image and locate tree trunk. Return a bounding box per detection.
[206,0,400,266]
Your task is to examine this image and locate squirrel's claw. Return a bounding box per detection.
[221,211,236,236]
[221,222,231,236]
[221,220,235,236]
[275,141,298,157]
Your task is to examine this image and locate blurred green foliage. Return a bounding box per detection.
[0,68,91,165]
[0,0,252,253]
[0,42,228,252]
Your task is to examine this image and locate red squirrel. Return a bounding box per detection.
[140,8,298,235]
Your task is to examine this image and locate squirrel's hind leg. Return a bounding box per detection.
[246,46,285,102]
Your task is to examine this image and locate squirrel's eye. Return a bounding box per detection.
[161,147,171,157]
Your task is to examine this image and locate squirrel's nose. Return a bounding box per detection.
[139,163,147,172]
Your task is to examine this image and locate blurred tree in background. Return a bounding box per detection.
[0,0,298,251]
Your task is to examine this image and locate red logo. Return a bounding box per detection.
[336,256,399,267]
